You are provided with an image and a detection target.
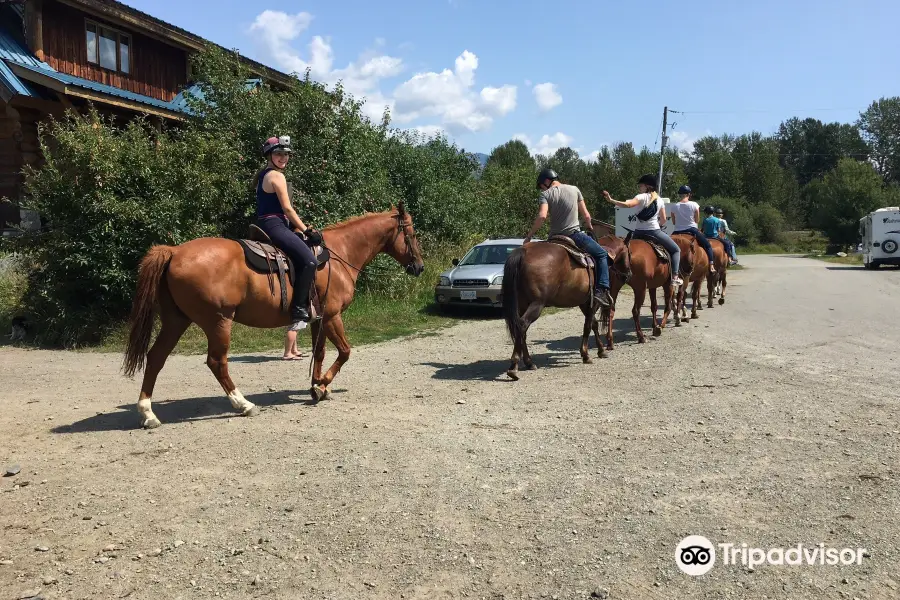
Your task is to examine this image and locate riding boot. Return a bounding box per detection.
[290,263,318,324]
[593,287,611,311]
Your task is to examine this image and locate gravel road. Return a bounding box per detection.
[1,255,898,600]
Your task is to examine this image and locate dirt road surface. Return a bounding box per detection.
[1,255,899,599]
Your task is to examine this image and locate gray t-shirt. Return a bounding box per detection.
[539,183,582,236]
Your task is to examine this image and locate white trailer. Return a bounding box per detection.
[859,207,900,269]
[615,197,674,237]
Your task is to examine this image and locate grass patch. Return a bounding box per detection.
[741,230,828,255]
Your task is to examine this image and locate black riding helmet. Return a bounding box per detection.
[704,206,716,215]
[536,167,558,189]
[678,184,692,195]
[637,173,657,189]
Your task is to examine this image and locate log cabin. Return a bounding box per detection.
[0,0,292,232]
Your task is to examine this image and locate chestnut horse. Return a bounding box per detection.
[708,238,729,306]
[502,234,631,380]
[603,234,694,348]
[672,233,706,324]
[122,204,425,428]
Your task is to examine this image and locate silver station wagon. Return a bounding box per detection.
[433,238,529,309]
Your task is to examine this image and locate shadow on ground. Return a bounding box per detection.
[51,389,318,434]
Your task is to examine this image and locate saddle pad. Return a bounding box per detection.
[545,237,593,269]
[633,236,669,263]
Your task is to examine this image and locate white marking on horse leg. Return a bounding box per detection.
[137,393,161,429]
[227,389,259,417]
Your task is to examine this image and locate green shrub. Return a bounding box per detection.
[749,204,786,244]
[704,196,758,246]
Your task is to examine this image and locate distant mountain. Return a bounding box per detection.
[472,153,489,168]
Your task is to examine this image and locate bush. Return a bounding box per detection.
[749,204,785,244]
[17,109,244,345]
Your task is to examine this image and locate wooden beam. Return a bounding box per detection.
[23,0,45,62]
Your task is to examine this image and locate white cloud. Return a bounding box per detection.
[410,125,446,139]
[514,132,575,156]
[250,10,402,121]
[669,131,697,153]
[582,150,601,163]
[391,50,518,133]
[533,82,562,112]
[249,12,518,133]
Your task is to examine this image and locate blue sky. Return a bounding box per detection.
[124,0,900,158]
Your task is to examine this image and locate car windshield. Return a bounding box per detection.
[459,244,519,265]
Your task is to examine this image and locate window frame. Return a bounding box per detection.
[85,18,131,74]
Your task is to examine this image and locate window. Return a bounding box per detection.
[85,20,130,73]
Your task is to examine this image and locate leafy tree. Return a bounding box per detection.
[776,117,868,188]
[486,139,534,171]
[857,97,900,183]
[685,135,743,198]
[807,158,890,248]
[706,196,758,246]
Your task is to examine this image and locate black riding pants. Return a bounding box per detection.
[257,216,317,310]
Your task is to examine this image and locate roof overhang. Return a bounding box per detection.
[9,62,185,120]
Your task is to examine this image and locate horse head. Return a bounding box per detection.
[388,201,425,277]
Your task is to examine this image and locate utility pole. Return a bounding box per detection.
[657,106,668,197]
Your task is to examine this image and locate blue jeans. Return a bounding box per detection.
[568,230,610,290]
[674,227,714,264]
[634,229,681,276]
[723,239,737,260]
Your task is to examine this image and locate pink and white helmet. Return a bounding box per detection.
[262,135,292,156]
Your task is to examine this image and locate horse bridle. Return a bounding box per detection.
[393,208,420,271]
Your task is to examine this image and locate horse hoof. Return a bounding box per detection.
[525,363,537,371]
[638,337,646,344]
[310,386,326,402]
[583,357,593,365]
[242,405,260,417]
[507,370,519,381]
[598,349,609,359]
[142,417,161,429]
[718,298,725,305]
[652,327,662,337]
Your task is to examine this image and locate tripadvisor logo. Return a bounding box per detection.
[675,536,867,576]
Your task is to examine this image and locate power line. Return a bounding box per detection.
[669,107,864,115]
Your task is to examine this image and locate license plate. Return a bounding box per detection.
[460,290,477,300]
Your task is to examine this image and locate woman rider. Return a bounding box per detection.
[253,135,322,328]
[602,174,683,287]
[669,185,716,273]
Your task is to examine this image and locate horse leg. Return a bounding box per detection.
[520,301,543,370]
[578,305,593,364]
[136,307,191,429]
[310,319,327,388]
[674,284,683,327]
[311,315,351,402]
[707,272,716,308]
[592,309,608,358]
[650,287,662,337]
[660,282,673,333]
[719,271,727,305]
[632,285,647,344]
[204,317,258,418]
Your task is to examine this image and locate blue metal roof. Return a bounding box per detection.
[0,16,188,115]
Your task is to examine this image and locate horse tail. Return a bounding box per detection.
[123,245,175,378]
[502,248,524,344]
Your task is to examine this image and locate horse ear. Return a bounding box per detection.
[397,200,406,216]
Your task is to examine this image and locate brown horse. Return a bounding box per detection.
[502,234,631,380]
[672,233,706,324]
[122,204,425,428]
[604,234,694,348]
[708,238,729,306]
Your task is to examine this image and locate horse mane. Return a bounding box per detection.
[323,208,398,231]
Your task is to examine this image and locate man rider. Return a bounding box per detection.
[524,168,612,310]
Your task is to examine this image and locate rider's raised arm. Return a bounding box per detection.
[602,190,642,208]
[268,171,307,233]
[524,202,549,242]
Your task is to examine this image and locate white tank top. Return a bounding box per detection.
[634,193,661,231]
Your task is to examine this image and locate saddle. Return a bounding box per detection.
[546,235,594,269]
[236,225,331,316]
[625,231,669,263]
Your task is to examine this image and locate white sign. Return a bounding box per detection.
[615,197,674,238]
